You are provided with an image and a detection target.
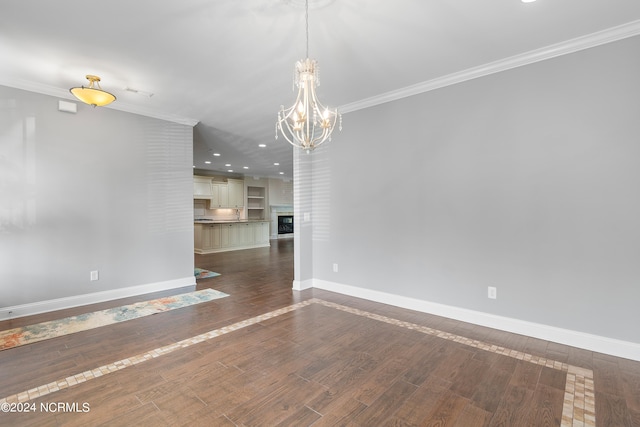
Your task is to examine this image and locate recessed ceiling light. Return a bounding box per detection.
[225,163,231,167]
[243,166,249,169]
[213,153,221,157]
[279,172,284,175]
[228,170,234,173]
[205,161,211,164]
[258,144,266,148]
[521,0,536,3]
[274,162,280,166]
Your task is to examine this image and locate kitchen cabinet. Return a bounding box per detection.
[210,183,229,208]
[228,179,244,208]
[226,223,238,247]
[194,221,270,254]
[194,223,204,248]
[202,224,214,249]
[253,221,270,245]
[218,224,230,248]
[230,222,252,247]
[193,176,243,208]
[193,176,213,199]
[195,223,214,250]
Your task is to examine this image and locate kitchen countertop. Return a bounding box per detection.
[194,219,268,224]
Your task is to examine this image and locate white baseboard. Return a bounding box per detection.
[292,279,313,291]
[195,242,270,255]
[0,276,196,321]
[312,279,640,362]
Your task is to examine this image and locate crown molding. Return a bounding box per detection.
[0,78,199,127]
[340,19,640,114]
[4,19,639,124]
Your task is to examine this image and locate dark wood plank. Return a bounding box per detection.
[594,357,625,396]
[421,389,471,427]
[350,346,423,406]
[94,403,168,427]
[452,404,493,427]
[488,384,535,427]
[274,405,322,426]
[595,391,633,427]
[428,345,475,385]
[509,360,542,390]
[538,366,566,391]
[620,372,640,414]
[471,364,513,413]
[449,357,490,399]
[389,375,451,426]
[230,373,326,426]
[309,397,367,426]
[351,378,418,426]
[524,384,564,427]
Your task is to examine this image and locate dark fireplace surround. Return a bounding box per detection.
[277,215,293,235]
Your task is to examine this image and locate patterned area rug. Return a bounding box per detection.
[0,288,228,351]
[195,268,220,279]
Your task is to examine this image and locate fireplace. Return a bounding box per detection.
[277,215,293,235]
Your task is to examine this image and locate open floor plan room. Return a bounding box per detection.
[1,240,639,426]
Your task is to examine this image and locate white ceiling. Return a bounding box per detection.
[2,0,640,179]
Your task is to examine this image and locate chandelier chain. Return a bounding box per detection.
[305,0,309,58]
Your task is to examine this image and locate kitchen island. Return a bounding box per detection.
[194,220,270,254]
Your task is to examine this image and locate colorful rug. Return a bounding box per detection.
[195,268,220,279]
[0,288,228,351]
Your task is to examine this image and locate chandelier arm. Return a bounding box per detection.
[279,112,314,150]
[277,116,300,148]
[309,82,335,116]
[278,88,310,148]
[279,86,305,123]
[308,83,339,126]
[280,80,303,113]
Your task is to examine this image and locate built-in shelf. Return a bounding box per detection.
[247,186,266,220]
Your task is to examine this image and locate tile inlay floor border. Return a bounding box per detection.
[0,298,595,426]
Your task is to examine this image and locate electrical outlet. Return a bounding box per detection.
[90,270,99,281]
[488,286,497,299]
[332,263,338,273]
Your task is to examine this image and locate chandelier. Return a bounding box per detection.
[70,75,116,107]
[276,0,341,152]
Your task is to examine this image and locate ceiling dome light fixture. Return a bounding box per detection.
[276,0,341,152]
[70,75,116,107]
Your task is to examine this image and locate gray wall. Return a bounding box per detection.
[0,86,194,308]
[311,35,640,344]
[294,148,314,286]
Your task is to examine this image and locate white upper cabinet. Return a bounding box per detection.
[193,176,213,198]
[228,179,244,208]
[210,183,229,208]
[194,176,243,209]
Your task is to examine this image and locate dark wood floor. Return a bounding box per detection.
[1,238,639,426]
